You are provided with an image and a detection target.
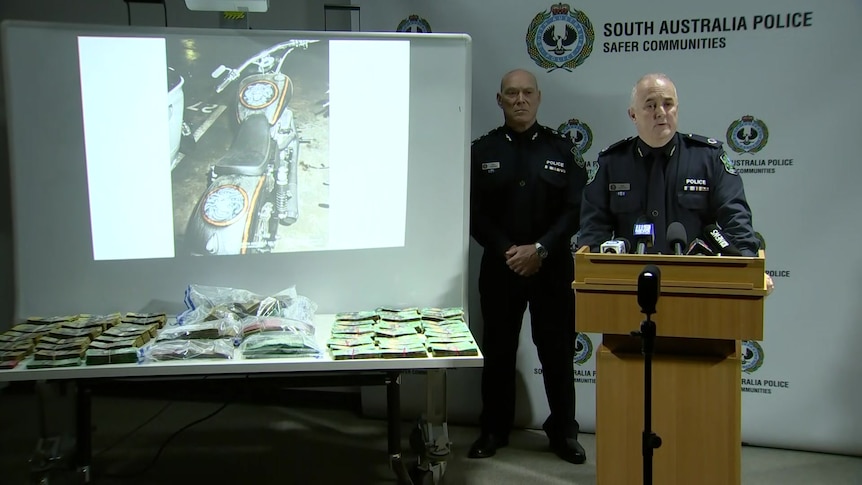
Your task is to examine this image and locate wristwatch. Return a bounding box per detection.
[535,242,548,259]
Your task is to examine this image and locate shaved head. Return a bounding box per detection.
[630,73,677,108]
[500,69,539,93]
[628,73,679,148]
[497,69,542,132]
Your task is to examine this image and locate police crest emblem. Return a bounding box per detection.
[573,333,593,365]
[526,4,595,72]
[558,118,593,158]
[396,14,432,33]
[726,115,769,154]
[741,340,765,374]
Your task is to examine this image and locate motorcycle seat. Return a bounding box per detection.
[215,113,274,176]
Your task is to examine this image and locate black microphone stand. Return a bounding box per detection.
[632,274,662,485]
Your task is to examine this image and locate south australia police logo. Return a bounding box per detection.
[557,118,593,158]
[726,115,769,154]
[573,332,593,365]
[396,14,432,33]
[741,340,764,374]
[526,4,595,72]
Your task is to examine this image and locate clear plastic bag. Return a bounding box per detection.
[177,285,317,326]
[156,315,243,342]
[144,338,236,362]
[240,316,315,339]
[240,331,322,359]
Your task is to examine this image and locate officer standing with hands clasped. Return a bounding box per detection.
[469,68,588,464]
[579,72,774,293]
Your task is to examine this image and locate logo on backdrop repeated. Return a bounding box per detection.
[741,340,791,395]
[573,332,593,365]
[726,115,769,154]
[558,118,593,156]
[741,340,764,374]
[559,118,599,184]
[724,114,793,174]
[526,3,595,72]
[396,14,432,33]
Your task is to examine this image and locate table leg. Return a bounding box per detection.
[74,381,92,484]
[386,371,413,485]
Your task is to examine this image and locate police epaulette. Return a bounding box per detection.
[540,125,568,140]
[685,133,723,148]
[599,136,635,154]
[471,127,503,145]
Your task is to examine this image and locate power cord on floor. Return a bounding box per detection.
[93,401,174,458]
[97,400,231,479]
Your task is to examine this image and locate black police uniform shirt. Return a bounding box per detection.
[579,132,759,256]
[470,122,587,261]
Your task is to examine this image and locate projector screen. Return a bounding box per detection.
[2,21,471,318]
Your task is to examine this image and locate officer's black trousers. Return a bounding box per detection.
[477,254,579,439]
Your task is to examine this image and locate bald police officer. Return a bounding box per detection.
[469,68,588,464]
[580,73,762,256]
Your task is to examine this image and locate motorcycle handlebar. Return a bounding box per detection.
[214,39,319,93]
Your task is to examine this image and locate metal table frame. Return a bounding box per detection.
[0,315,483,484]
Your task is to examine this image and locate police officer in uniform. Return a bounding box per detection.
[580,73,768,265]
[468,68,588,464]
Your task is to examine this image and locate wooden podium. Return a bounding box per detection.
[572,246,767,485]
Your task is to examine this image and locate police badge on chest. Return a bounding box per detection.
[544,160,566,173]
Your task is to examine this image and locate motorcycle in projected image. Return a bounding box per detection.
[184,39,318,255]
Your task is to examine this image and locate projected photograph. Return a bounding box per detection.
[167,37,331,256]
[78,35,409,261]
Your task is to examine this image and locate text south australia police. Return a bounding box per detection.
[602,12,813,53]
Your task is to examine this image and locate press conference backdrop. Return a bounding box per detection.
[357,0,862,456]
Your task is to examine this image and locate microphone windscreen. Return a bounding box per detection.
[666,222,688,246]
[637,265,661,314]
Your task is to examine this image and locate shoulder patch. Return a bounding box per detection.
[586,159,599,185]
[571,146,585,168]
[686,133,723,148]
[720,151,738,175]
[600,136,635,154]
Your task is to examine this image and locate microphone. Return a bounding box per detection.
[666,222,688,256]
[685,237,715,256]
[633,217,655,255]
[702,224,742,256]
[637,265,661,315]
[600,237,630,254]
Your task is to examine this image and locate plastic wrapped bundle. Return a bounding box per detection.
[241,331,322,359]
[145,338,236,362]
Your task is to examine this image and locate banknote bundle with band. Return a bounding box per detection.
[0,318,66,368]
[330,308,428,360]
[423,317,479,357]
[25,314,121,369]
[85,316,160,365]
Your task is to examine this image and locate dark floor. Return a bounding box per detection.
[0,381,860,485]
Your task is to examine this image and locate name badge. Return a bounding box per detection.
[609,183,630,191]
[482,162,500,171]
[544,160,567,173]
